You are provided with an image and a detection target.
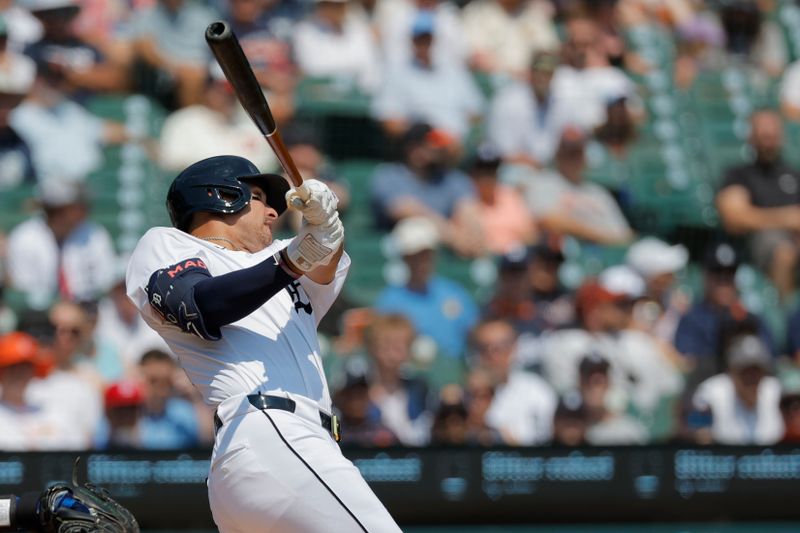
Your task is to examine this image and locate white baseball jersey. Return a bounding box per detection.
[126,226,349,411]
[127,226,400,533]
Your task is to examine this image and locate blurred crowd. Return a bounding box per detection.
[0,0,798,451]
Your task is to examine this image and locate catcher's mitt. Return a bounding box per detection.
[36,459,139,533]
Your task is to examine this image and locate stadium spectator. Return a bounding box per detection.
[375,217,479,360]
[579,0,631,70]
[25,0,129,95]
[487,50,575,168]
[0,1,42,53]
[541,274,681,422]
[369,123,484,256]
[226,0,297,122]
[73,299,125,383]
[70,0,137,57]
[376,0,467,70]
[540,279,627,396]
[594,96,637,158]
[626,237,690,344]
[669,8,726,90]
[371,12,484,143]
[483,247,542,334]
[779,387,800,443]
[691,334,783,445]
[576,352,648,445]
[364,313,432,446]
[0,331,80,450]
[333,365,397,447]
[8,54,129,181]
[0,275,15,335]
[674,242,775,378]
[556,16,638,131]
[551,394,588,447]
[718,0,786,77]
[227,0,304,41]
[469,143,536,255]
[136,349,200,449]
[462,0,558,78]
[470,317,556,445]
[790,307,800,360]
[131,0,217,108]
[780,58,800,121]
[483,238,573,337]
[0,24,37,190]
[716,109,800,301]
[293,0,381,95]
[515,127,633,245]
[6,180,116,305]
[776,306,800,395]
[598,265,684,428]
[26,301,103,448]
[430,384,469,445]
[95,264,165,372]
[158,68,278,172]
[95,380,146,449]
[462,368,501,445]
[527,236,575,331]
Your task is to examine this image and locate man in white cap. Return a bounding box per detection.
[599,264,685,432]
[375,216,479,360]
[691,334,783,445]
[626,237,690,343]
[6,179,116,304]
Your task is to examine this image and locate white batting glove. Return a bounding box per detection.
[285,215,344,272]
[285,179,339,226]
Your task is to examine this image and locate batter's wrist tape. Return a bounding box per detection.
[277,250,302,279]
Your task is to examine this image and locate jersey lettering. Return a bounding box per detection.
[167,258,208,278]
[286,281,313,315]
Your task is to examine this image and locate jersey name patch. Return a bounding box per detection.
[166,258,208,278]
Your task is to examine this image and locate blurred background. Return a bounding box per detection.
[0,0,799,530]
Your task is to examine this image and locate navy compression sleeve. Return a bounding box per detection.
[193,252,299,336]
[147,253,299,340]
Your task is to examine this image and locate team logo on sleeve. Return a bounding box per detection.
[286,281,313,315]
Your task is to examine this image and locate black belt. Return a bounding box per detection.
[214,394,341,442]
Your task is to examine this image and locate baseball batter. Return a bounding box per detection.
[126,155,400,532]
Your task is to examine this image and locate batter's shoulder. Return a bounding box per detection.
[137,226,194,248]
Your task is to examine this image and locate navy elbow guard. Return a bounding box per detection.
[146,258,221,341]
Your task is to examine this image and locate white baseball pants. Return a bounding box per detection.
[207,393,402,533]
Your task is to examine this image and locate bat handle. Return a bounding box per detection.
[267,130,305,191]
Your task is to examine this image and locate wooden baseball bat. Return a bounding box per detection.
[205,21,304,191]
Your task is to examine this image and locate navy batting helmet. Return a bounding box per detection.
[166,155,290,231]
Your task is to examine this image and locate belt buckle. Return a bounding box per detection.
[331,414,341,442]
